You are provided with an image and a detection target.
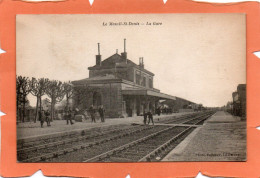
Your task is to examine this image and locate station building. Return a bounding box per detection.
[232,84,246,119]
[72,40,176,118]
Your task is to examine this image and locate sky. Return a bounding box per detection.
[16,14,246,107]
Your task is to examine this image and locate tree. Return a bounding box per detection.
[45,80,65,121]
[16,76,31,122]
[16,76,22,122]
[30,78,49,123]
[63,82,74,110]
[73,85,100,113]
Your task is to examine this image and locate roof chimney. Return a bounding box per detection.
[124,38,126,52]
[139,57,144,68]
[96,43,102,66]
[98,43,100,55]
[121,38,127,63]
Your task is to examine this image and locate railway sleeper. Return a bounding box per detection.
[118,147,125,151]
[107,156,134,162]
[101,154,111,161]
[57,151,64,156]
[53,153,58,158]
[67,148,74,153]
[146,157,151,162]
[40,157,46,161]
[99,140,106,144]
[121,151,147,156]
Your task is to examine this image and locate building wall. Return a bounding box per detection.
[89,69,116,78]
[127,68,135,82]
[73,83,124,118]
[122,95,158,117]
[101,83,124,118]
[73,80,162,118]
[89,66,154,90]
[89,67,135,83]
[133,68,153,89]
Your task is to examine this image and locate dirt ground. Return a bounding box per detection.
[163,111,246,161]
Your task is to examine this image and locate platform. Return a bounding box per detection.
[17,112,192,140]
[162,111,246,161]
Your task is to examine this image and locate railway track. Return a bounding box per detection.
[85,126,192,162]
[17,124,129,150]
[84,112,214,162]
[18,124,157,162]
[170,112,214,125]
[157,111,213,125]
[155,113,198,124]
[43,125,170,162]
[18,124,140,156]
[17,111,215,162]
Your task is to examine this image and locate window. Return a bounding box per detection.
[149,78,153,88]
[117,71,127,80]
[142,76,146,87]
[136,71,141,85]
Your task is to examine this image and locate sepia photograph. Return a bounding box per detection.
[16,14,246,162]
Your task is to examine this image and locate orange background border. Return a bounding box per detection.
[0,0,260,177]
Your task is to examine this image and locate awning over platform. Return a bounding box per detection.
[122,89,176,100]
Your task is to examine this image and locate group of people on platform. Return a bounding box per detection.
[38,105,106,128]
[38,108,51,128]
[143,106,169,125]
[88,105,105,123]
[37,105,173,127]
[38,107,75,128]
[143,110,154,125]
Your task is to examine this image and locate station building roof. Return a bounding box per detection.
[72,74,117,85]
[72,74,176,101]
[88,53,154,76]
[122,89,176,100]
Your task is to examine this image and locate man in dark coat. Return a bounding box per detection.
[156,106,161,116]
[66,108,74,125]
[89,105,96,123]
[143,110,147,125]
[98,105,105,122]
[39,109,45,128]
[45,109,51,126]
[147,110,154,125]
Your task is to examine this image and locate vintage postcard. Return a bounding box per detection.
[1,0,260,176]
[16,13,246,163]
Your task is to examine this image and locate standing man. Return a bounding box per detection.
[98,105,105,122]
[143,110,147,125]
[147,110,154,125]
[67,108,74,125]
[45,109,51,126]
[39,108,45,128]
[156,106,161,116]
[89,105,96,123]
